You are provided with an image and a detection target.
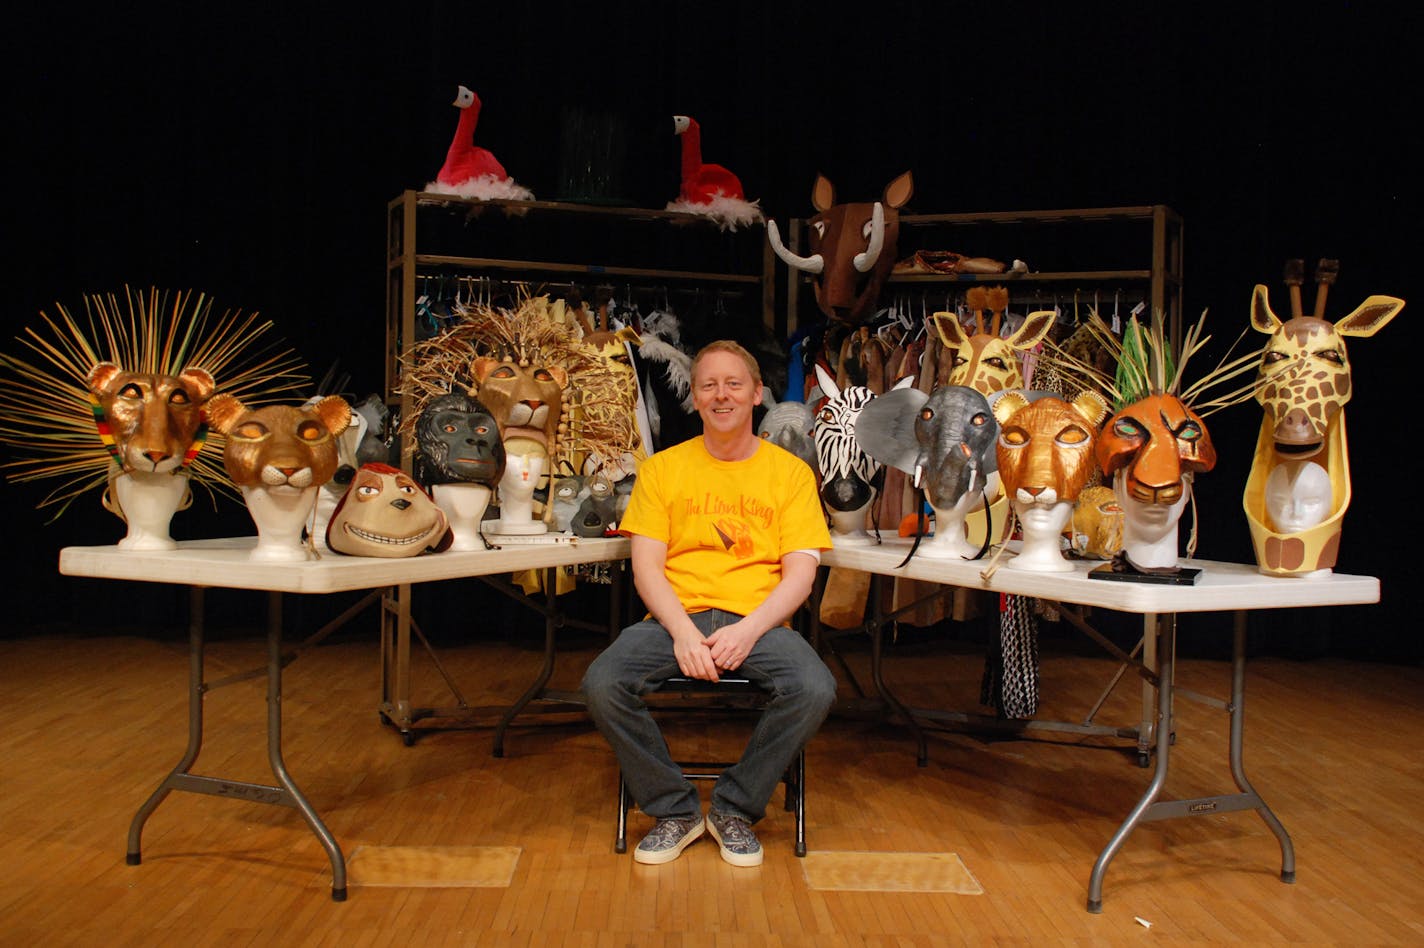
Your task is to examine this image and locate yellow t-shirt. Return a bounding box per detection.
[619,437,830,616]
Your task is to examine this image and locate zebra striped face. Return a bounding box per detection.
[814,383,879,511]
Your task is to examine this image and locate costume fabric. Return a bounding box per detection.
[584,438,836,824]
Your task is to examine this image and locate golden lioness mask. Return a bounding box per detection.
[205,394,352,490]
[87,361,216,474]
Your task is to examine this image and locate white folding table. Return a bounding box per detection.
[820,539,1380,912]
[59,535,630,901]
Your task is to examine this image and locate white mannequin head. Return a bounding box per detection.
[827,499,875,546]
[491,437,548,535]
[109,469,191,551]
[1265,459,1332,534]
[1114,469,1191,570]
[921,472,998,559]
[432,481,493,550]
[1007,495,1075,571]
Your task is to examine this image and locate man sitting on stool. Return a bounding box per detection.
[582,340,836,866]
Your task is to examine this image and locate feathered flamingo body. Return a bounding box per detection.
[427,86,533,201]
[666,115,761,231]
[674,115,744,203]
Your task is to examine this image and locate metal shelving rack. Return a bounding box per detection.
[786,204,1184,346]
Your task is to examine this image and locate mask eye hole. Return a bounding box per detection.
[297,421,327,442]
[169,389,191,405]
[1057,425,1090,446]
[118,383,144,400]
[1001,427,1028,447]
[919,408,934,421]
[1113,417,1145,440]
[234,421,268,440]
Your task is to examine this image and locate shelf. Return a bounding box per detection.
[410,253,763,285]
[897,205,1182,227]
[409,191,752,226]
[886,269,1157,285]
[784,203,1183,341]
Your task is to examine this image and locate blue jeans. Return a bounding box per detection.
[581,609,837,824]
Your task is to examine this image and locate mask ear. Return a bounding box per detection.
[87,361,123,393]
[1333,295,1404,337]
[992,391,1029,426]
[1250,285,1282,334]
[177,367,216,402]
[311,396,353,436]
[931,311,969,349]
[1071,390,1109,427]
[882,170,914,208]
[204,393,247,434]
[1008,310,1056,350]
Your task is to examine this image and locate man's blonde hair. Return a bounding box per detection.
[691,339,762,385]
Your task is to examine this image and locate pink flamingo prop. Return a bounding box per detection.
[666,114,760,230]
[427,86,532,201]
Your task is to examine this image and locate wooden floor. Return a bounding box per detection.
[3,610,1423,946]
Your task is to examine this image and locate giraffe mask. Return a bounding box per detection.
[1243,260,1403,576]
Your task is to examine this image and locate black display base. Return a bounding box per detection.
[1088,562,1202,585]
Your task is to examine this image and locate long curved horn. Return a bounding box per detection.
[767,219,824,274]
[853,202,885,273]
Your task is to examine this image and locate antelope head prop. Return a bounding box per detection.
[1243,259,1403,577]
[767,171,914,325]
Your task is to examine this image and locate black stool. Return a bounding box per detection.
[615,675,807,857]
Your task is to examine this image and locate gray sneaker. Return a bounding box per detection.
[706,809,763,867]
[633,817,705,865]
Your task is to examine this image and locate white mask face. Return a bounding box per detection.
[1265,460,1332,534]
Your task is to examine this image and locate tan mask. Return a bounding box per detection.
[993,392,1108,506]
[326,463,450,557]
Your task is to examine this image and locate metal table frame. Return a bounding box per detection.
[378,559,626,753]
[59,535,630,902]
[819,539,1379,912]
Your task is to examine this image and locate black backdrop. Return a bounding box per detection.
[4,3,1417,660]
